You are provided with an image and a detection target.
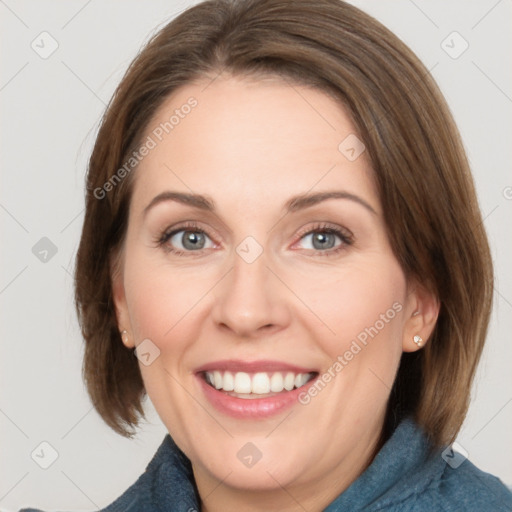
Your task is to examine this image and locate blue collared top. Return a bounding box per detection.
[20,417,512,511]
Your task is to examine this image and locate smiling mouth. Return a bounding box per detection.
[200,370,318,399]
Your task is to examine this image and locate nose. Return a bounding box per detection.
[211,250,291,339]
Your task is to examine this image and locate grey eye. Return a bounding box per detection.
[299,231,341,250]
[170,230,213,251]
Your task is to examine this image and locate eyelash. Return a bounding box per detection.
[156,221,354,257]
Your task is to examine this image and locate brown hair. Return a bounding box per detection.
[74,0,493,447]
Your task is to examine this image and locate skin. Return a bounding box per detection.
[112,73,439,511]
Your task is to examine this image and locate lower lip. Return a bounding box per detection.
[196,374,317,419]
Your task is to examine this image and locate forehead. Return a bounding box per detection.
[131,75,378,215]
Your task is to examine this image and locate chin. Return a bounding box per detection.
[186,436,305,488]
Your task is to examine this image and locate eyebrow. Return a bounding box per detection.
[142,190,377,217]
[286,191,376,215]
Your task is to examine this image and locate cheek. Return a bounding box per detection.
[123,252,214,353]
[122,252,215,435]
[292,258,406,426]
[295,256,406,363]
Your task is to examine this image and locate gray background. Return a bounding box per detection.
[1,0,511,510]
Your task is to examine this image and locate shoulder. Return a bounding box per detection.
[383,457,512,512]
[360,418,512,512]
[18,434,198,512]
[434,458,512,511]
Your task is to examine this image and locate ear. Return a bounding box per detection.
[110,248,135,349]
[402,280,440,353]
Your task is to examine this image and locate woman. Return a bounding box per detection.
[20,0,512,510]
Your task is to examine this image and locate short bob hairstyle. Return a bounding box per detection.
[74,0,493,447]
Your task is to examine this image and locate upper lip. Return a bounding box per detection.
[194,359,318,374]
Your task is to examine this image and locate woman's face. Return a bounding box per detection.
[112,74,427,506]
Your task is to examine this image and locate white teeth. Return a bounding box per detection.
[251,372,270,394]
[204,370,314,395]
[295,373,309,388]
[284,372,295,391]
[223,371,234,391]
[213,370,223,390]
[234,372,252,394]
[270,372,284,392]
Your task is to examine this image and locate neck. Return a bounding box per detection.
[193,418,385,512]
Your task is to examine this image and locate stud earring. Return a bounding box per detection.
[121,329,129,345]
[413,335,423,347]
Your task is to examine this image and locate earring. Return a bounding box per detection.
[413,335,423,347]
[121,329,129,345]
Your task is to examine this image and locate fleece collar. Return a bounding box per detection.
[103,417,441,512]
